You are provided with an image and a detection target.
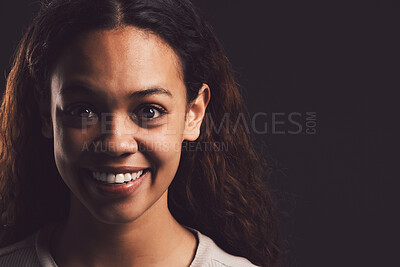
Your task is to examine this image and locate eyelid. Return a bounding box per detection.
[64,102,167,121]
[65,103,98,118]
[133,103,168,120]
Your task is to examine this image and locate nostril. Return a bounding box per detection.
[120,152,131,158]
[90,139,138,156]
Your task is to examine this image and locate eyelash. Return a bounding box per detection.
[65,103,168,121]
[132,104,168,121]
[65,104,98,119]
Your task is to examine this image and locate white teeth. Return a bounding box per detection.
[115,174,125,183]
[92,170,146,184]
[106,174,116,183]
[124,173,132,182]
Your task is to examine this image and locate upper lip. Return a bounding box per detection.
[87,166,150,173]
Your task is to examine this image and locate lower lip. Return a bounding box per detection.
[84,170,150,198]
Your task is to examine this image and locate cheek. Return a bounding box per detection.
[52,105,99,153]
[53,120,95,180]
[140,116,186,169]
[55,126,91,155]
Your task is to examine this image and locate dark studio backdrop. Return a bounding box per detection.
[0,1,398,266]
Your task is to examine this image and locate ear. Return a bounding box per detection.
[34,88,53,139]
[183,83,211,141]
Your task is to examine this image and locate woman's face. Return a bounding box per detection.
[42,26,209,224]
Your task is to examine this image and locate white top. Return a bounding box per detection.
[0,224,260,267]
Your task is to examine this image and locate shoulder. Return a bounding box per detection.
[0,232,42,266]
[187,227,261,267]
[0,224,57,267]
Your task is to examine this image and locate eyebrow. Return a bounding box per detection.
[59,82,173,98]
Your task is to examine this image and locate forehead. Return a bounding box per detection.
[51,26,184,98]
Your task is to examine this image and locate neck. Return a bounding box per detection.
[51,192,197,267]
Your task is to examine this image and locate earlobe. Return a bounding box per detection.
[41,117,53,139]
[183,83,211,141]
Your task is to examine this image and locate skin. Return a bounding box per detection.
[39,26,210,267]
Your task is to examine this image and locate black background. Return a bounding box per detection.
[1,1,398,266]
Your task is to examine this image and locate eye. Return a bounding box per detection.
[66,105,98,119]
[134,105,167,119]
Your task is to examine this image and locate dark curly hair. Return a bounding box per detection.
[0,0,281,265]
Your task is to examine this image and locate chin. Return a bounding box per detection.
[82,191,164,226]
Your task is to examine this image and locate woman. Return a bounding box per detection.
[0,0,280,266]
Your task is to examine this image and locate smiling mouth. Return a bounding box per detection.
[89,168,151,185]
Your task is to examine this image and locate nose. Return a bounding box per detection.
[96,112,139,157]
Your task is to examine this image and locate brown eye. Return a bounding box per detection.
[139,107,159,118]
[135,105,166,119]
[67,105,98,119]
